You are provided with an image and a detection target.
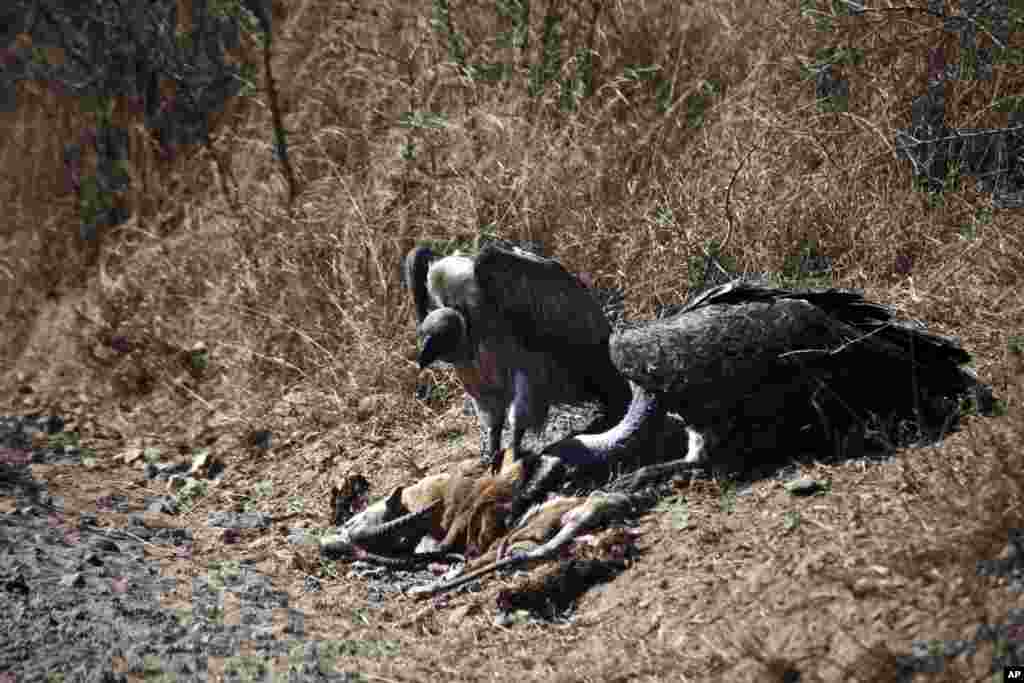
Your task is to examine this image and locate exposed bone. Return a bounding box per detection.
[324,450,561,566]
[409,492,634,598]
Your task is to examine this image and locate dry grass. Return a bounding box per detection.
[2,0,1024,680]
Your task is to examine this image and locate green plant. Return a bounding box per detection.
[1008,335,1024,355]
[777,238,833,288]
[225,654,274,682]
[496,0,529,51]
[431,0,467,69]
[685,80,720,128]
[688,240,737,291]
[561,48,596,111]
[529,6,562,96]
[719,483,737,514]
[656,494,690,530]
[188,346,209,374]
[207,560,241,591]
[800,0,856,32]
[783,510,802,533]
[48,431,80,449]
[242,479,274,511]
[175,478,208,513]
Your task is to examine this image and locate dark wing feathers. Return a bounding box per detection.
[474,244,611,349]
[613,281,973,396]
[404,246,436,325]
[611,296,848,394]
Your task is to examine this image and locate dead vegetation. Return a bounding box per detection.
[2,0,1024,680]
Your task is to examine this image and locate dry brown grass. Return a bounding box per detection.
[3,0,1024,680]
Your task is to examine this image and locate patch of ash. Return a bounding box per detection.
[0,415,383,682]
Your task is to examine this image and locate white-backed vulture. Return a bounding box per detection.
[404,243,630,472]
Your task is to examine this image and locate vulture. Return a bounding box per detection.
[543,279,992,472]
[404,243,631,472]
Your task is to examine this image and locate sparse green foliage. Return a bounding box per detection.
[203,604,225,623]
[397,111,448,162]
[432,427,465,444]
[994,95,1024,113]
[813,46,864,69]
[719,483,737,514]
[236,62,259,97]
[652,205,675,228]
[242,479,274,511]
[783,510,802,532]
[995,46,1024,65]
[688,240,737,291]
[320,559,339,579]
[656,494,690,530]
[913,159,964,202]
[561,48,596,111]
[78,176,110,231]
[944,161,964,194]
[79,95,115,122]
[420,381,456,405]
[175,478,208,513]
[685,81,720,128]
[418,235,477,257]
[959,46,979,81]
[432,0,467,68]
[207,560,241,591]
[398,111,450,130]
[48,431,80,450]
[224,654,278,682]
[800,0,855,32]
[175,30,194,53]
[188,346,209,374]
[978,396,1007,417]
[529,6,562,97]
[777,238,833,287]
[961,207,992,241]
[817,90,848,113]
[624,65,661,82]
[141,655,169,681]
[496,0,530,50]
[469,62,510,82]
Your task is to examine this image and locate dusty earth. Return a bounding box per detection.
[4,396,1024,682]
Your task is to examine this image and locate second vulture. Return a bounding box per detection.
[542,279,992,472]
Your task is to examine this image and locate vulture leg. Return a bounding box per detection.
[473,391,508,472]
[504,367,535,474]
